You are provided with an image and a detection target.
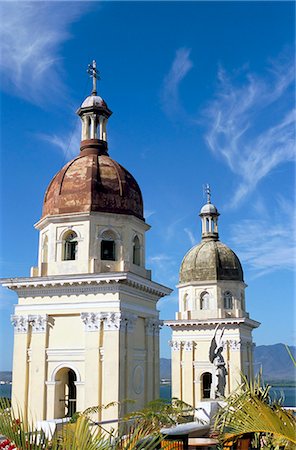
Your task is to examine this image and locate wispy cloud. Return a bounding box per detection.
[205,53,295,207]
[0,2,89,105]
[230,196,296,276]
[144,209,156,220]
[161,48,193,119]
[148,254,178,286]
[184,227,197,246]
[37,122,81,159]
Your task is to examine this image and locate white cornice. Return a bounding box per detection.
[1,272,172,298]
[177,280,248,289]
[35,211,151,231]
[15,300,160,316]
[164,317,260,329]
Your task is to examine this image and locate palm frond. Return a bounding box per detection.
[215,374,296,447]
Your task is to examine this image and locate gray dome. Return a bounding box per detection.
[180,240,243,283]
[200,202,218,215]
[81,95,108,108]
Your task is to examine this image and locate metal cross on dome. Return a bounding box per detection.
[204,183,211,203]
[87,60,100,96]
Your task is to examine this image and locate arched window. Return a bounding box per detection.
[201,372,212,399]
[200,291,210,310]
[133,235,141,266]
[101,230,116,261]
[224,291,233,309]
[63,231,78,261]
[54,367,77,418]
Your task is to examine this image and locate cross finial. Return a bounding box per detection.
[87,60,100,96]
[205,183,211,203]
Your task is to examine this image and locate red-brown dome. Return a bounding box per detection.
[42,147,144,220]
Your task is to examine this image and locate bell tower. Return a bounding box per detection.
[3,62,172,424]
[166,187,260,406]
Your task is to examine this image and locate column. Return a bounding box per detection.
[101,312,121,423]
[11,315,30,419]
[182,341,195,406]
[80,313,102,415]
[28,315,49,422]
[121,313,137,413]
[170,340,182,400]
[153,320,162,400]
[145,318,155,404]
[45,381,58,419]
[90,115,95,139]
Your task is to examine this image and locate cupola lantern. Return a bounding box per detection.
[199,184,219,240]
[76,60,112,155]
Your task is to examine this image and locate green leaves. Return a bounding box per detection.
[0,398,164,450]
[214,374,296,448]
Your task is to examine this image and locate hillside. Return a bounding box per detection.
[160,343,296,382]
[1,344,295,384]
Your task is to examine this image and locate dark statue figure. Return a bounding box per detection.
[209,324,227,398]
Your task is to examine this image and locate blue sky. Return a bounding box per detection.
[0,1,295,370]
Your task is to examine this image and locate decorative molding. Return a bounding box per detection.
[81,312,102,331]
[3,272,172,299]
[169,340,182,351]
[50,363,82,383]
[11,315,29,333]
[121,313,138,332]
[80,311,138,332]
[183,340,195,351]
[29,314,48,333]
[165,317,260,329]
[145,318,163,336]
[103,312,121,331]
[222,339,253,351]
[133,349,147,360]
[193,361,211,369]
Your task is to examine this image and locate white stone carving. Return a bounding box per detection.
[122,313,138,332]
[29,315,48,333]
[81,312,102,331]
[183,341,195,351]
[103,312,122,331]
[145,318,163,336]
[169,340,182,351]
[224,339,241,351]
[11,315,29,333]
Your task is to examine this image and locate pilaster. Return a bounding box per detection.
[28,315,49,421]
[11,315,30,419]
[80,313,102,416]
[170,340,182,400]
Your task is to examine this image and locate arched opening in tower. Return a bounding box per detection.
[54,368,77,418]
[201,372,212,399]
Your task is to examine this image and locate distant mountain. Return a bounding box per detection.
[2,344,295,385]
[0,371,12,382]
[160,344,296,383]
[254,343,296,382]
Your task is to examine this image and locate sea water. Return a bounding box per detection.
[1,384,295,407]
[158,384,296,408]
